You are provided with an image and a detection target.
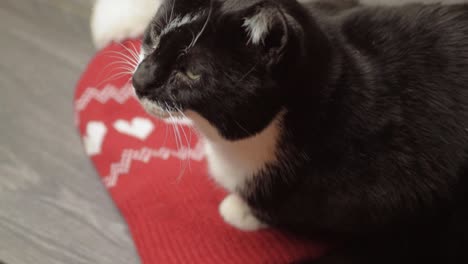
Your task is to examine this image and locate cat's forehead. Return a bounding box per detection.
[152,0,211,36]
[220,0,263,13]
[160,0,211,18]
[159,13,202,37]
[147,0,277,48]
[161,0,261,13]
[155,0,265,26]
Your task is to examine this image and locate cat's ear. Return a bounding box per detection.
[242,3,300,64]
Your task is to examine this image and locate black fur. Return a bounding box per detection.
[133,0,468,263]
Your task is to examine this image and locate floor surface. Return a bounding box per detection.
[0,1,140,263]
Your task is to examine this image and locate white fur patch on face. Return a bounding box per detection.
[140,98,171,118]
[134,50,146,74]
[139,98,186,121]
[243,9,275,45]
[134,12,200,72]
[160,13,201,37]
[186,110,284,193]
[138,50,145,65]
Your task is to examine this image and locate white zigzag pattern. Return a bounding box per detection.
[103,141,205,188]
[76,84,134,111]
[75,84,135,125]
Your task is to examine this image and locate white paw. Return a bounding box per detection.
[91,0,163,49]
[219,194,267,231]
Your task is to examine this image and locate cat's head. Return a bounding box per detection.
[133,0,307,140]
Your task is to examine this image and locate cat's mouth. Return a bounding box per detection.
[139,98,184,119]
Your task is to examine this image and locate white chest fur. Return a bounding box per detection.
[186,111,283,192]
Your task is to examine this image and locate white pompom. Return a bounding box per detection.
[90,0,162,49]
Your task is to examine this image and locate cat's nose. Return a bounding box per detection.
[132,62,157,94]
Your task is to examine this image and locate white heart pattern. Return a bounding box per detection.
[114,117,155,140]
[84,121,108,156]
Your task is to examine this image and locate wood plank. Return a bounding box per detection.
[0,1,140,263]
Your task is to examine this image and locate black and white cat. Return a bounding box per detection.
[132,0,468,263]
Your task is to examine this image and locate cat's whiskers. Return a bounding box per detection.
[169,0,176,24]
[156,100,171,163]
[177,108,192,173]
[166,110,179,151]
[174,106,192,181]
[103,53,139,75]
[113,66,136,73]
[117,42,141,64]
[165,102,182,153]
[112,47,139,66]
[186,0,213,50]
[102,59,135,70]
[105,60,137,72]
[238,63,259,83]
[175,106,192,176]
[171,106,187,175]
[95,72,133,88]
[96,62,135,87]
[107,59,137,70]
[105,52,138,64]
[102,51,139,71]
[185,30,197,53]
[128,41,140,60]
[96,62,131,83]
[162,4,168,24]
[172,114,184,155]
[234,120,252,136]
[160,102,170,149]
[176,108,191,149]
[96,44,142,87]
[166,106,187,177]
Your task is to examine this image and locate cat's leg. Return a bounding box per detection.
[219,193,267,231]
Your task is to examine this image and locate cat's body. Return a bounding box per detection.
[133,0,468,263]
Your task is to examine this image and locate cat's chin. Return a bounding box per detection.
[138,98,182,119]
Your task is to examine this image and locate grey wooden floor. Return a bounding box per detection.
[0,0,140,263]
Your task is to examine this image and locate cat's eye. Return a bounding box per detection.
[186,70,201,81]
